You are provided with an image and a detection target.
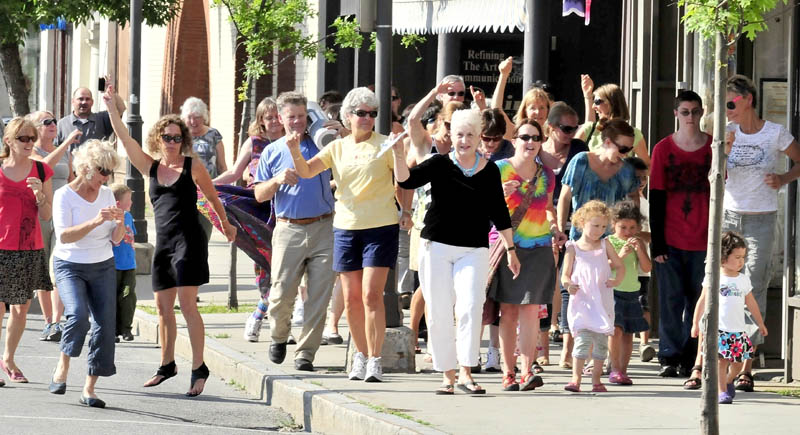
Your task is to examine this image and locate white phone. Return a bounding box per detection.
[375,131,408,159]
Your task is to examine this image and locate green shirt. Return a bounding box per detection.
[608,234,641,292]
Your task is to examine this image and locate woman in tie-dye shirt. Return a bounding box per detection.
[488,119,568,392]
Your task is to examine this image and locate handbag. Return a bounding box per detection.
[482,165,543,325]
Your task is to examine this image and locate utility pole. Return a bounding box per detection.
[127,0,147,243]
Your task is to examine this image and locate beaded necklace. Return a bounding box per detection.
[449,151,481,177]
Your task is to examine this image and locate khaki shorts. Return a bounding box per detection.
[408,226,421,272]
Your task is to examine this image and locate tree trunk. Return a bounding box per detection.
[0,42,31,116]
[700,30,727,435]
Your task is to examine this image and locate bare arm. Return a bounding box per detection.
[691,288,708,337]
[393,142,411,183]
[744,293,768,336]
[60,209,112,244]
[557,184,572,233]
[36,130,81,169]
[214,138,253,185]
[102,85,154,174]
[216,139,228,173]
[634,237,652,273]
[110,209,126,245]
[192,159,236,241]
[633,136,651,167]
[546,191,567,247]
[561,245,577,293]
[497,228,521,279]
[605,238,625,288]
[581,74,595,123]
[286,132,327,179]
[30,177,53,221]
[775,140,800,187]
[409,83,450,159]
[491,57,517,140]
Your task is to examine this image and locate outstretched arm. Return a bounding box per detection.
[103,85,154,174]
[192,158,236,242]
[214,138,253,185]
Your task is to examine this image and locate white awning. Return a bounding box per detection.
[392,0,527,35]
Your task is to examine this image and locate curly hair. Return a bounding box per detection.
[72,139,120,180]
[721,231,747,262]
[612,200,642,225]
[571,200,612,230]
[145,114,193,156]
[1,117,38,160]
[340,87,379,130]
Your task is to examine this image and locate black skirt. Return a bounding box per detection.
[489,245,555,305]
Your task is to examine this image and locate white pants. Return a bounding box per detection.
[419,240,489,372]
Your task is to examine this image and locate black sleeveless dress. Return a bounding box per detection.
[149,157,209,290]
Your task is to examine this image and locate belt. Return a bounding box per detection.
[277,213,332,225]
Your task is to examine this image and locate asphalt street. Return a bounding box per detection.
[0,316,302,434]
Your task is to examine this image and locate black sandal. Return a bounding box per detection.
[186,362,209,397]
[683,366,702,390]
[144,361,177,387]
[734,372,754,392]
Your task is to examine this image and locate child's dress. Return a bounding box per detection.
[710,272,755,362]
[566,240,615,335]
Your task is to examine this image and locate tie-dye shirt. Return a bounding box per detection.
[494,159,555,248]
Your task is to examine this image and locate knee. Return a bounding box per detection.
[362,288,384,311]
[344,290,363,310]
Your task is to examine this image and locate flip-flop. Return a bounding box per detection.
[734,372,754,392]
[456,381,486,395]
[435,384,454,395]
[683,377,702,390]
[0,360,28,383]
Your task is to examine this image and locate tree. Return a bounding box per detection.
[0,0,182,116]
[677,1,789,434]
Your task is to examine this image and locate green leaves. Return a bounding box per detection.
[678,0,788,41]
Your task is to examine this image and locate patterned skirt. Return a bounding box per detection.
[718,330,754,363]
[0,249,53,304]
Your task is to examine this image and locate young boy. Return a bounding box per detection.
[111,184,137,342]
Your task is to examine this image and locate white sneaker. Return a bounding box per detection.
[243,316,262,342]
[485,346,501,372]
[348,352,367,380]
[365,357,383,382]
[291,299,305,327]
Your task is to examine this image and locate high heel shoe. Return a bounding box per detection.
[185,362,209,397]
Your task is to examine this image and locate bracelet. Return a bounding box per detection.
[401,209,412,216]
[506,246,516,252]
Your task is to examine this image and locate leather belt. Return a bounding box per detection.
[277,213,332,225]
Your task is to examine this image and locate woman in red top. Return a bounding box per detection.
[0,118,54,386]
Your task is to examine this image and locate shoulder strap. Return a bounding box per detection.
[35,160,45,182]
[149,159,160,178]
[586,121,598,142]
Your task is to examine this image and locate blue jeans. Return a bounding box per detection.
[54,257,117,377]
[654,246,706,367]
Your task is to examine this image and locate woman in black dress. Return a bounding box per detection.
[104,86,235,397]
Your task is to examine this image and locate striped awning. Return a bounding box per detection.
[392,0,527,35]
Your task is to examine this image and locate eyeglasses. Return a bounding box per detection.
[352,110,378,118]
[447,91,466,97]
[38,118,57,126]
[678,109,704,117]
[481,134,503,142]
[516,134,543,143]
[726,95,743,110]
[96,167,113,176]
[15,135,36,143]
[161,134,183,143]
[391,95,400,101]
[593,98,605,106]
[610,139,633,155]
[557,124,579,134]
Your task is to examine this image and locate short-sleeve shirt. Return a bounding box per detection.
[494,159,555,248]
[112,211,137,270]
[254,135,334,219]
[52,184,117,263]
[0,161,54,250]
[704,272,752,333]
[607,234,641,292]
[316,132,398,230]
[649,134,712,251]
[583,122,645,159]
[57,111,114,150]
[193,127,224,178]
[724,121,795,212]
[561,152,638,239]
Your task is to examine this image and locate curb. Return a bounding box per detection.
[133,310,445,435]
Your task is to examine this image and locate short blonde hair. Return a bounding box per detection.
[571,200,612,230]
[110,183,132,201]
[72,139,120,180]
[449,109,482,137]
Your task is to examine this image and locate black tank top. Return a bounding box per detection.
[149,157,202,239]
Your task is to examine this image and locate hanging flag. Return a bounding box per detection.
[563,0,585,17]
[585,0,592,26]
[39,17,67,31]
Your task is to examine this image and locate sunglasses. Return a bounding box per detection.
[610,139,633,155]
[39,118,57,126]
[726,95,743,110]
[481,134,503,142]
[161,134,183,143]
[16,135,36,143]
[391,95,400,101]
[678,109,704,117]
[96,167,113,176]
[558,124,579,134]
[352,110,378,118]
[593,98,605,106]
[516,134,543,143]
[447,91,466,97]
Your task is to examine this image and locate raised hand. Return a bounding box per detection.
[498,57,513,76]
[470,86,486,110]
[581,74,594,99]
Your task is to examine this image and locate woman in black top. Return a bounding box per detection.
[104,86,235,397]
[395,109,519,395]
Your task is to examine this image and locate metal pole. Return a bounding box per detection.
[524,0,549,91]
[127,0,147,243]
[436,33,451,83]
[375,0,392,135]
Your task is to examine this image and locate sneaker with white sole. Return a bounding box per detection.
[365,357,383,382]
[349,352,367,380]
[243,316,262,342]
[485,346,501,372]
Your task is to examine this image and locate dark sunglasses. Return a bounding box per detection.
[352,110,378,118]
[39,118,57,126]
[391,95,400,101]
[593,98,605,106]
[161,134,183,143]
[558,124,579,134]
[678,109,704,117]
[481,134,503,142]
[516,134,543,143]
[726,95,743,110]
[16,135,36,143]
[96,167,113,176]
[610,139,633,155]
[447,91,466,97]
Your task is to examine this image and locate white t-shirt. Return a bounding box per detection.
[52,185,117,263]
[704,272,752,332]
[724,121,794,212]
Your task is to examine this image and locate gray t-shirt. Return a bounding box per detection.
[192,127,223,178]
[57,111,114,151]
[35,145,70,191]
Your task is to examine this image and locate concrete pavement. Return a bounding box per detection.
[131,220,800,434]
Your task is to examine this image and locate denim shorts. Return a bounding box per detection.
[333,224,399,272]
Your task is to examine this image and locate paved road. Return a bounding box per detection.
[0,316,302,434]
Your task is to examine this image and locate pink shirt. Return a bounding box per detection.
[0,161,54,250]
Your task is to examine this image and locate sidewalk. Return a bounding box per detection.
[133,220,800,434]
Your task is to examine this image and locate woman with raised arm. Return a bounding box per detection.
[104,85,236,397]
[491,56,551,140]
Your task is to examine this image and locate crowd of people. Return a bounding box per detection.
[1,61,798,408]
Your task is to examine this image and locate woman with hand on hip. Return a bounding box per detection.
[49,140,124,408]
[105,86,236,397]
[0,118,54,387]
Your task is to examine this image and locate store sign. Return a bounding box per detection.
[460,39,523,116]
